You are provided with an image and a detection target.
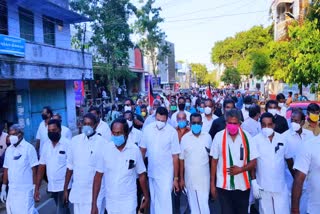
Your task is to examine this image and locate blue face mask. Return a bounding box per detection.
[112,135,126,147]
[191,124,202,134]
[185,103,191,107]
[198,107,204,113]
[82,125,94,136]
[178,120,187,129]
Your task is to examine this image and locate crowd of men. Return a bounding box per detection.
[0,90,319,214]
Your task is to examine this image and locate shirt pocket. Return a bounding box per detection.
[58,151,67,165]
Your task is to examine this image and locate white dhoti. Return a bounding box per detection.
[73,203,91,214]
[6,189,38,214]
[149,177,173,214]
[105,196,136,214]
[187,189,210,214]
[259,191,290,214]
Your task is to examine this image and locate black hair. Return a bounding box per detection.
[186,97,191,102]
[260,112,276,124]
[265,100,278,110]
[225,108,241,122]
[83,113,98,125]
[89,106,101,115]
[276,93,285,101]
[125,98,134,105]
[243,96,252,104]
[223,99,235,109]
[48,119,62,130]
[141,104,147,110]
[231,96,238,103]
[307,103,320,113]
[178,96,186,103]
[190,112,202,122]
[205,98,214,105]
[289,92,293,96]
[249,104,261,118]
[43,106,53,116]
[156,106,169,119]
[123,110,134,118]
[111,104,117,111]
[0,123,4,133]
[291,108,306,121]
[111,118,129,137]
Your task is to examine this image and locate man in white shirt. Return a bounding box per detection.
[52,113,72,140]
[124,111,142,147]
[202,99,218,133]
[89,107,111,141]
[241,104,261,137]
[180,113,212,214]
[140,107,181,214]
[282,109,314,213]
[0,124,38,214]
[276,93,287,118]
[241,96,253,121]
[36,106,53,156]
[251,112,293,214]
[34,119,71,214]
[143,100,175,129]
[0,124,8,158]
[91,118,149,214]
[210,109,258,214]
[171,97,191,127]
[291,136,320,214]
[63,113,106,214]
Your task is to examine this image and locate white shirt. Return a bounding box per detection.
[142,113,175,130]
[140,122,180,180]
[241,108,249,121]
[127,127,142,147]
[210,129,258,191]
[253,132,290,192]
[179,132,212,191]
[241,117,261,137]
[171,110,191,127]
[67,133,106,203]
[61,125,72,140]
[279,106,287,118]
[96,142,146,211]
[294,137,320,213]
[36,120,49,155]
[3,139,38,191]
[201,113,218,133]
[39,137,71,192]
[0,132,8,157]
[96,119,111,141]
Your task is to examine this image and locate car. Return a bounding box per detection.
[286,101,320,119]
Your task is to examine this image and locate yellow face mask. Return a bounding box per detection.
[141,112,147,117]
[309,113,319,122]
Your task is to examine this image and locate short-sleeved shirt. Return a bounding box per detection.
[127,127,142,147]
[140,121,180,180]
[3,139,38,191]
[36,120,49,155]
[303,120,320,136]
[0,132,8,157]
[201,114,218,133]
[253,132,290,192]
[241,117,261,137]
[39,137,71,192]
[294,137,320,213]
[210,129,258,191]
[61,125,72,140]
[67,133,106,204]
[180,132,211,191]
[96,119,112,141]
[96,142,146,211]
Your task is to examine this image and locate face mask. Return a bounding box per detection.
[226,124,239,135]
[191,124,202,134]
[198,107,204,113]
[82,125,94,136]
[9,135,19,145]
[127,120,133,128]
[170,106,177,111]
[178,120,187,129]
[112,135,126,147]
[124,106,132,112]
[41,114,48,120]
[156,121,166,130]
[204,107,212,115]
[268,109,278,116]
[262,127,274,137]
[278,103,285,108]
[178,104,186,111]
[48,132,61,142]
[185,103,191,107]
[309,113,319,122]
[141,112,147,117]
[291,122,301,132]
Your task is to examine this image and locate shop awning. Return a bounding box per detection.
[14,0,90,23]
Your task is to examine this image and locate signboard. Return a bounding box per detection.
[74,81,85,107]
[0,34,25,57]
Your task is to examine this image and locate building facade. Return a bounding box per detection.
[0,0,92,141]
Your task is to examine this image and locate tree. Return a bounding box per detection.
[220,68,241,87]
[205,71,219,88]
[250,49,270,79]
[190,63,208,86]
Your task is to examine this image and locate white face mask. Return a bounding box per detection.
[124,106,132,112]
[262,128,274,137]
[127,120,133,129]
[204,107,212,115]
[9,135,19,145]
[156,121,166,130]
[268,109,278,116]
[291,122,301,132]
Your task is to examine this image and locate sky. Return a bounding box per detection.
[145,0,272,69]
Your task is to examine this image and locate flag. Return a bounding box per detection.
[148,76,154,107]
[206,82,213,99]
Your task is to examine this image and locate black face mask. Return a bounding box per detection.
[178,103,186,111]
[48,132,61,142]
[42,114,48,120]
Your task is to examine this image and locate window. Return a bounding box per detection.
[43,15,55,46]
[19,7,34,41]
[0,0,8,35]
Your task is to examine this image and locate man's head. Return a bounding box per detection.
[265,100,279,116]
[89,107,101,120]
[223,99,235,114]
[276,93,286,107]
[82,113,98,136]
[291,109,305,132]
[178,97,186,111]
[8,124,24,146]
[249,104,261,120]
[123,110,134,129]
[124,98,135,112]
[190,113,202,135]
[141,104,148,118]
[155,107,168,130]
[243,96,253,108]
[52,113,62,123]
[186,97,192,108]
[48,119,62,143]
[177,111,187,129]
[225,109,241,136]
[288,92,292,97]
[42,106,53,121]
[260,112,275,137]
[307,103,320,122]
[204,99,215,115]
[110,118,129,147]
[170,100,177,112]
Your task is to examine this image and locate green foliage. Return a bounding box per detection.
[307,0,320,29]
[220,68,241,87]
[205,71,219,88]
[190,63,208,86]
[250,49,270,79]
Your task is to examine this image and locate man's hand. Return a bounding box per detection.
[34,190,40,202]
[0,184,7,203]
[139,196,150,213]
[210,185,218,200]
[91,203,98,214]
[227,166,243,176]
[291,208,299,214]
[173,179,180,192]
[179,178,185,190]
[251,179,263,199]
[63,189,69,205]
